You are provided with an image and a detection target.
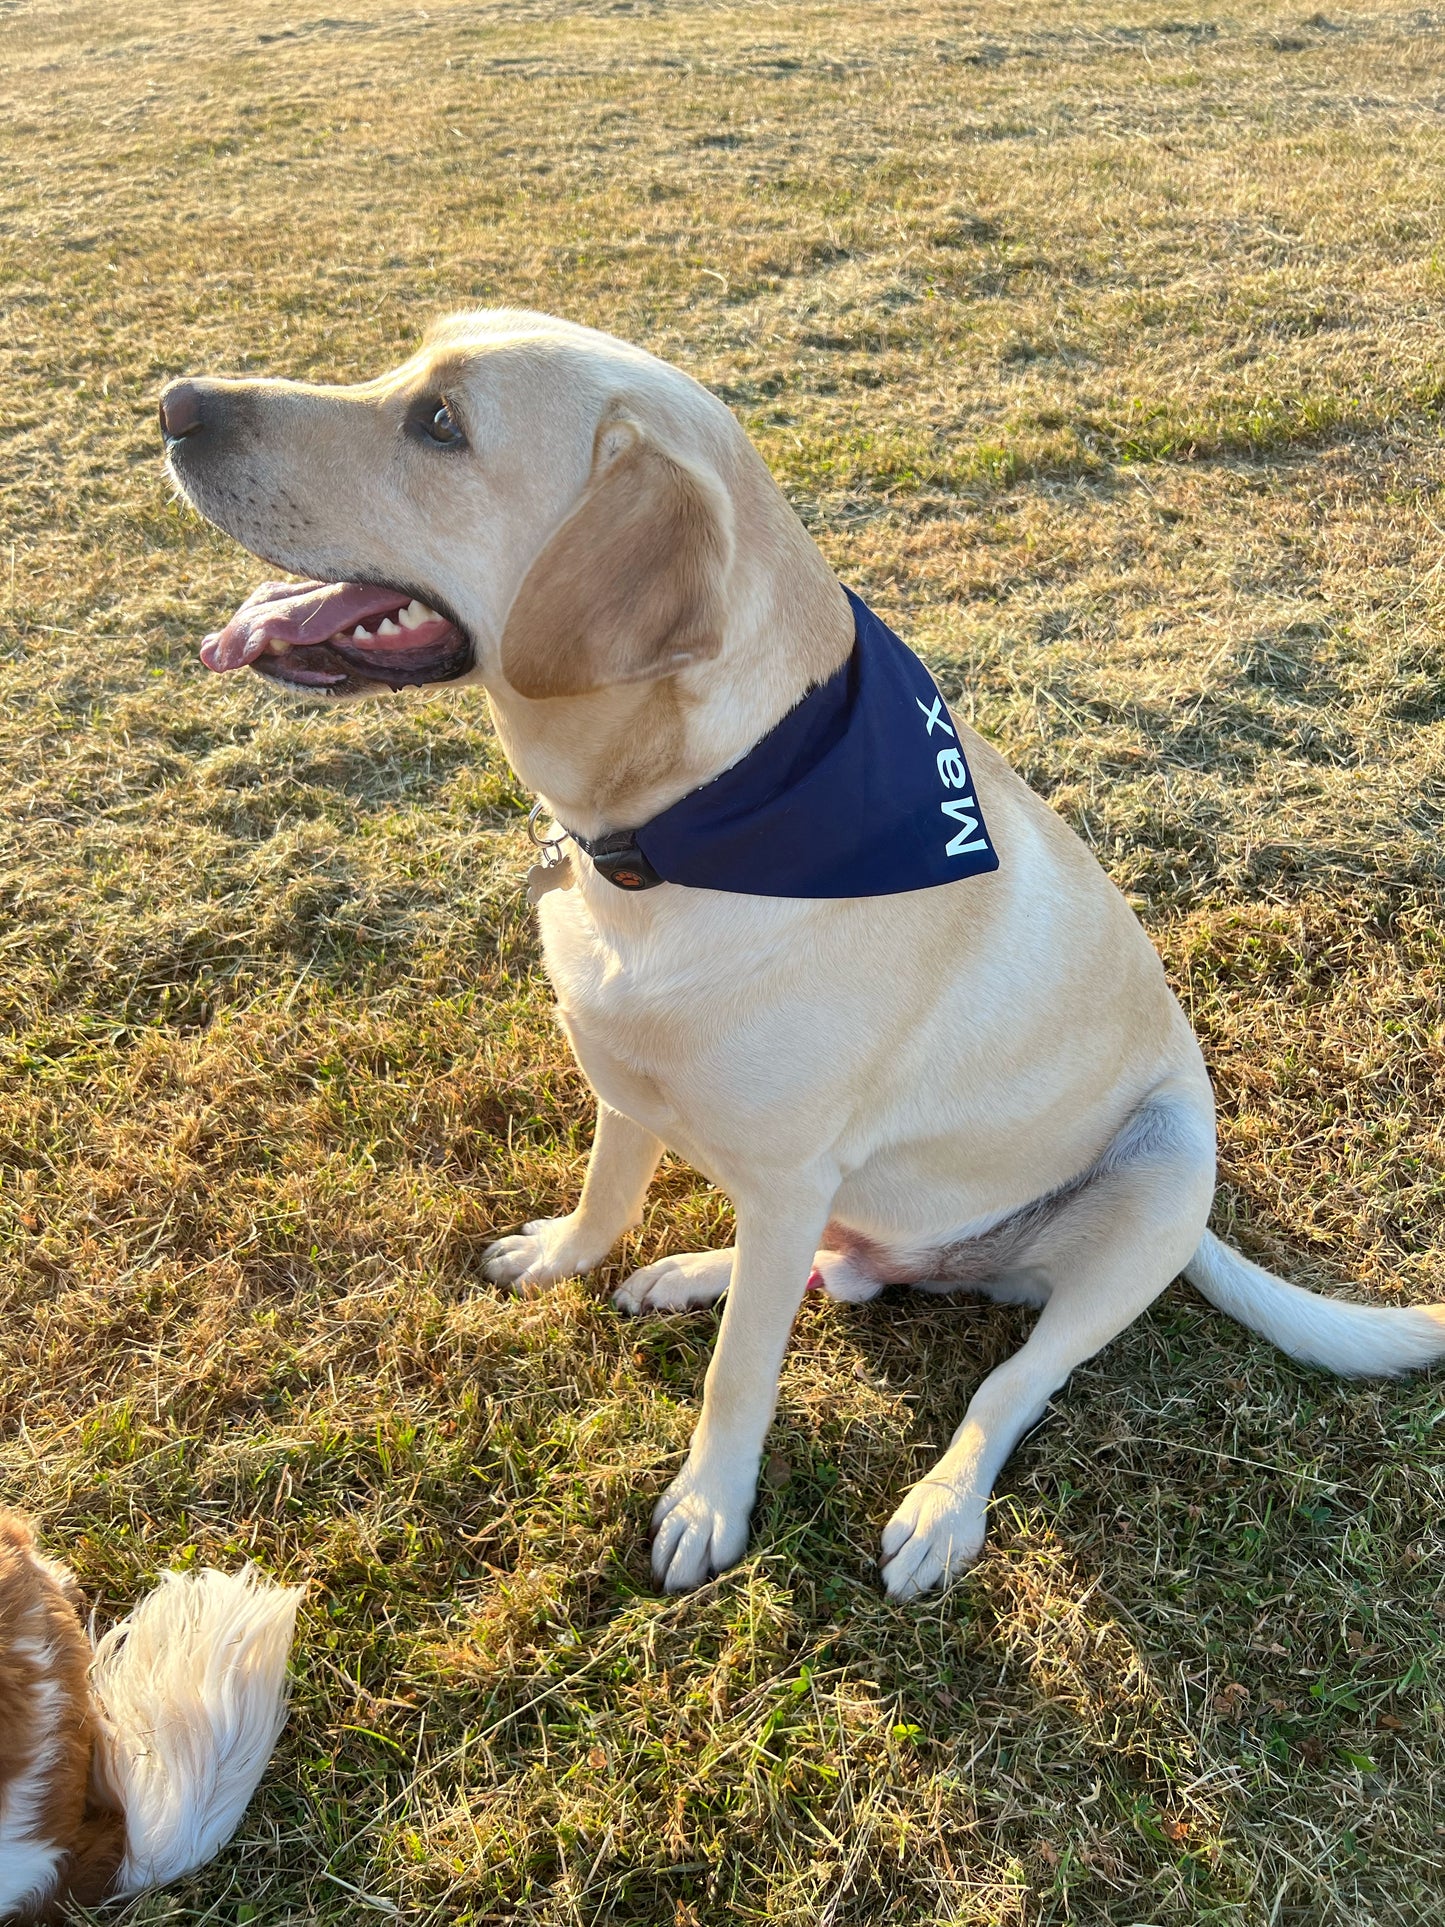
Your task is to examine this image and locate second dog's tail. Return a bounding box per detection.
[88,1565,303,1896]
[1185,1229,1445,1378]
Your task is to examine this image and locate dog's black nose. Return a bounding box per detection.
[158,380,205,443]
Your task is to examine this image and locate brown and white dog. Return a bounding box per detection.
[0,1513,300,1921]
[159,310,1445,1601]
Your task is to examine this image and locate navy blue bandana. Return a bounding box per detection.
[564,588,999,897]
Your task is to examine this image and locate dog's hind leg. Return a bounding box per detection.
[614,1246,736,1315]
[615,1239,883,1315]
[483,1103,663,1292]
[879,1085,1215,1599]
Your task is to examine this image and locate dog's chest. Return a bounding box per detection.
[537,897,704,1113]
[535,887,819,1163]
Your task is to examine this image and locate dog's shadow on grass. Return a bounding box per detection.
[486,1225,1445,1831]
[617,1278,1036,1589]
[601,1282,1202,1802]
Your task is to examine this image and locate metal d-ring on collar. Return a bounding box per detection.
[527,798,664,892]
[526,800,569,862]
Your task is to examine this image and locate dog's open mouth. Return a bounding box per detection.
[199,579,472,691]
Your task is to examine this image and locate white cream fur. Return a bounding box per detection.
[167,310,1445,1599]
[91,1567,302,1894]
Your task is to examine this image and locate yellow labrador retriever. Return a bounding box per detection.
[160,310,1445,1598]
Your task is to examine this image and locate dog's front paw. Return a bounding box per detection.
[614,1248,734,1316]
[879,1478,987,1600]
[482,1214,609,1294]
[649,1459,755,1592]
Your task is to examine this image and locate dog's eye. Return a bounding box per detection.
[423,399,465,448]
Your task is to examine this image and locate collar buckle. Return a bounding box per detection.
[531,800,665,891]
[585,831,664,892]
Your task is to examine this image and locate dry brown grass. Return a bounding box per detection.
[3,0,1445,1920]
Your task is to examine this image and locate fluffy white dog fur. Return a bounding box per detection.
[0,1513,300,1921]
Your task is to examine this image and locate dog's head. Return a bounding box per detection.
[161,310,746,707]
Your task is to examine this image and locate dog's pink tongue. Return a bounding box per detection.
[199,580,407,672]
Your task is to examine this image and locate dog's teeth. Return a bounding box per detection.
[399,599,427,629]
[352,625,371,640]
[267,637,291,655]
[378,617,401,635]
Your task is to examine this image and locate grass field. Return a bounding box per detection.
[3,0,1445,1920]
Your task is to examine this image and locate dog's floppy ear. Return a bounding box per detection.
[500,418,730,700]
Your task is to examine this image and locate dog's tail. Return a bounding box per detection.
[1185,1229,1445,1377]
[88,1566,303,1896]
